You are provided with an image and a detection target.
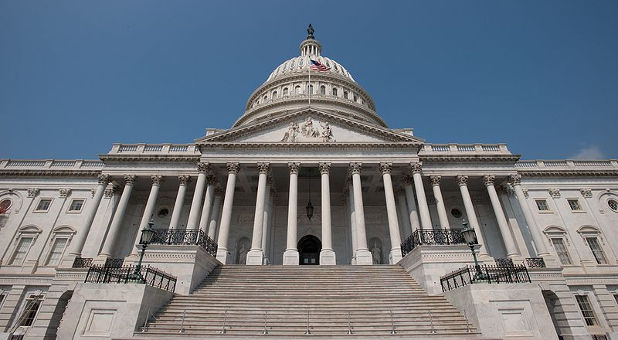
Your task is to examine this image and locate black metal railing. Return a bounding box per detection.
[401,229,466,256]
[72,257,93,268]
[85,264,176,292]
[495,257,514,267]
[150,229,218,257]
[440,264,531,292]
[524,257,546,268]
[104,258,124,268]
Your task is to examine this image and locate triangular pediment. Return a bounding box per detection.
[196,109,423,145]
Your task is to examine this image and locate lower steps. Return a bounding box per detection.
[138,265,479,338]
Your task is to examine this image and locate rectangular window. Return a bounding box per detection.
[568,199,582,211]
[575,295,598,326]
[551,238,571,265]
[586,237,607,264]
[18,294,44,327]
[45,238,68,266]
[9,237,33,265]
[35,199,51,212]
[68,199,84,212]
[536,199,550,211]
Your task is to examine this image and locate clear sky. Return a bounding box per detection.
[1,1,616,160]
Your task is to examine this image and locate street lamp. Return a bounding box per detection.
[132,219,156,281]
[461,220,487,281]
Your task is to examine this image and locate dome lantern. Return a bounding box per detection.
[300,24,322,57]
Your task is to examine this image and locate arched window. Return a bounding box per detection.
[332,88,338,96]
[263,95,267,102]
[272,91,277,98]
[320,85,326,95]
[295,86,301,94]
[354,94,358,102]
[283,88,288,96]
[309,84,313,94]
[344,91,349,99]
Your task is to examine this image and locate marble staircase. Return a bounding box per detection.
[137,265,480,338]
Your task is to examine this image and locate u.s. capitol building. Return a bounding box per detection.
[1,26,617,340]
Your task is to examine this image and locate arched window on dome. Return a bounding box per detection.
[295,86,301,95]
[263,95,268,102]
[332,87,338,96]
[283,88,289,96]
[309,84,313,94]
[320,85,326,95]
[354,94,358,102]
[344,91,349,99]
[272,91,277,98]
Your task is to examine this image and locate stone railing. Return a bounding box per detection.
[419,143,511,155]
[516,159,618,169]
[0,159,104,170]
[108,143,200,155]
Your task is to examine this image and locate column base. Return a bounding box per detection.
[216,248,229,264]
[319,249,336,265]
[355,249,373,265]
[389,247,403,264]
[283,249,299,265]
[246,249,264,265]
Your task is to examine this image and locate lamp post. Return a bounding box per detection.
[461,220,487,281]
[132,219,155,281]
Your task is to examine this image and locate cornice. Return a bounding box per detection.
[99,154,201,162]
[200,141,422,149]
[420,155,521,162]
[519,170,618,177]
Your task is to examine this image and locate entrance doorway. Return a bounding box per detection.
[298,235,321,265]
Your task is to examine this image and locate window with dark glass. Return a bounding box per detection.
[575,295,598,326]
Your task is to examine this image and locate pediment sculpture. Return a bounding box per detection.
[281,117,335,142]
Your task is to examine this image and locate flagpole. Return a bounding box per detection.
[308,59,311,107]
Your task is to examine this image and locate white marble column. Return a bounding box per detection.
[396,189,412,236]
[216,163,240,264]
[347,181,358,264]
[402,176,420,232]
[207,188,223,240]
[69,174,109,256]
[131,175,162,256]
[350,162,372,265]
[380,163,402,264]
[261,178,273,264]
[187,163,210,230]
[100,175,135,257]
[319,162,336,265]
[169,175,190,230]
[247,162,269,265]
[430,176,450,229]
[198,175,217,234]
[457,175,488,257]
[283,162,300,265]
[410,163,432,230]
[510,175,549,256]
[484,175,519,258]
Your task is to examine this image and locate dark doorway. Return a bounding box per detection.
[298,235,321,265]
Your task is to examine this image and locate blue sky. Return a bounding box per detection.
[1,1,616,160]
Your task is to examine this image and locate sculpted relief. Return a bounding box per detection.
[281,117,335,142]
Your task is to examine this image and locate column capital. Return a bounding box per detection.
[257,162,270,174]
[548,188,560,198]
[59,188,72,198]
[27,188,40,198]
[410,162,422,174]
[379,162,392,175]
[430,175,441,186]
[522,188,529,198]
[206,175,217,185]
[97,174,111,185]
[456,175,469,186]
[319,162,331,174]
[197,162,211,174]
[402,175,413,185]
[104,184,121,198]
[509,174,522,185]
[267,174,274,185]
[349,162,362,175]
[580,188,592,198]
[288,162,301,174]
[124,175,136,185]
[151,175,163,186]
[178,175,191,185]
[226,162,240,174]
[482,175,495,187]
[215,187,225,196]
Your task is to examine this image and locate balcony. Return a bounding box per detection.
[401,229,466,256]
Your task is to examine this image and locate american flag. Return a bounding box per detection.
[310,59,330,72]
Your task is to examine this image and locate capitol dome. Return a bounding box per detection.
[233,25,386,128]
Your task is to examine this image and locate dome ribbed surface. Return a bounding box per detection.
[266,55,355,82]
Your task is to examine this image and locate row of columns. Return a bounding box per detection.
[68,162,550,265]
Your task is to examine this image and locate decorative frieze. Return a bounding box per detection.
[27,188,40,198]
[59,188,72,198]
[280,117,335,142]
[548,188,561,198]
[580,188,593,198]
